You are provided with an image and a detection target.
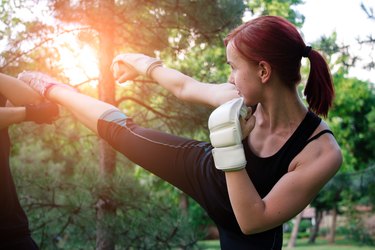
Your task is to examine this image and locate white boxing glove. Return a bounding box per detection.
[111,53,162,83]
[208,97,248,171]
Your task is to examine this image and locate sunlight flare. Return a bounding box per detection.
[56,34,99,87]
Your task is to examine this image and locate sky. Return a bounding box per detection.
[295,0,375,83]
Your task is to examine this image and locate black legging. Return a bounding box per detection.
[97,109,226,208]
[0,236,39,250]
[96,109,283,250]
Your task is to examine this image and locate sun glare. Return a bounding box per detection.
[56,35,99,87]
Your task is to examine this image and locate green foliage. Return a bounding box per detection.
[311,72,375,242]
[340,194,375,246]
[0,1,62,74]
[299,219,313,234]
[163,45,230,84]
[329,75,375,171]
[52,0,246,55]
[305,31,375,246]
[10,114,200,249]
[245,0,305,26]
[310,31,375,200]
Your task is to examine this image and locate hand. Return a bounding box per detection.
[208,97,249,171]
[25,102,59,124]
[111,61,139,83]
[240,106,256,139]
[18,71,76,97]
[111,53,162,83]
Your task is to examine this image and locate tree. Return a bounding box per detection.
[245,0,305,26]
[287,212,303,248]
[306,30,375,244]
[50,0,247,248]
[358,2,375,71]
[3,0,246,249]
[309,90,375,244]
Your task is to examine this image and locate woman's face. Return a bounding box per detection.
[226,42,262,106]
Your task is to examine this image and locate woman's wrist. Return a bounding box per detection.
[149,64,164,80]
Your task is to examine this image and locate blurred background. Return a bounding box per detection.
[0,0,374,249]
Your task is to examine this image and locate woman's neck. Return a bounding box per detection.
[255,86,307,134]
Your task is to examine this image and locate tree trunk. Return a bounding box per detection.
[96,187,116,250]
[179,193,189,216]
[308,209,323,244]
[96,0,116,250]
[327,208,337,244]
[287,212,303,248]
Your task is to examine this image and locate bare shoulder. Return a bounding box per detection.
[291,120,342,177]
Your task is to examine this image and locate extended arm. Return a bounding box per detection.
[112,53,240,107]
[0,73,42,106]
[150,66,239,107]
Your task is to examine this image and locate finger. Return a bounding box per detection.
[241,115,256,138]
[116,71,139,84]
[244,107,252,121]
[246,115,256,131]
[111,61,123,78]
[112,62,138,82]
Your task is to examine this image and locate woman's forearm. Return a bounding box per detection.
[150,67,239,107]
[225,170,267,234]
[150,67,194,99]
[112,53,239,107]
[0,107,26,129]
[0,73,42,106]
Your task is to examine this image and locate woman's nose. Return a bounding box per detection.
[228,74,235,84]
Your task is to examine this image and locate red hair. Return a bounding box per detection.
[224,16,334,117]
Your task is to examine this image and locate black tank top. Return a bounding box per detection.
[225,111,332,250]
[244,111,324,198]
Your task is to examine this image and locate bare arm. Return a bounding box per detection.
[150,66,239,107]
[226,133,342,234]
[0,73,43,129]
[0,107,26,129]
[0,73,42,106]
[112,54,240,107]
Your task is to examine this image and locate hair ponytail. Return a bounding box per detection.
[304,49,334,117]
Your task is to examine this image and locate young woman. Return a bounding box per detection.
[0,73,59,250]
[19,15,342,249]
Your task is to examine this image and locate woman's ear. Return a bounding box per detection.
[258,61,271,83]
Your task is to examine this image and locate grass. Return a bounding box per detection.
[196,240,220,249]
[283,237,375,250]
[197,237,375,250]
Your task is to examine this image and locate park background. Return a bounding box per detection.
[1,0,374,249]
